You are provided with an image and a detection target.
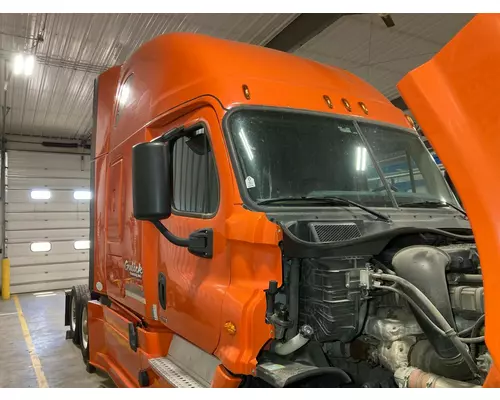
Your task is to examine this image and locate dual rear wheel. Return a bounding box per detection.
[68,284,94,372]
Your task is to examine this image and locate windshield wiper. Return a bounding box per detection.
[256,196,392,223]
[398,200,467,218]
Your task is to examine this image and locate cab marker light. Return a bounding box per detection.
[323,95,333,109]
[242,84,251,100]
[405,114,416,128]
[342,98,352,112]
[358,101,369,115]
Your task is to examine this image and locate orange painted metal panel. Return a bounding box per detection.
[398,13,500,386]
[89,32,420,385]
[211,365,242,388]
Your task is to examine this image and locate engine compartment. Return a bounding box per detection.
[258,217,489,388]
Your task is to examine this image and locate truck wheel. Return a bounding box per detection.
[80,296,95,373]
[70,284,89,345]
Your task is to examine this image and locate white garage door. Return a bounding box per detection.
[5,150,91,294]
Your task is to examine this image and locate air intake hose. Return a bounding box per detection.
[392,245,472,379]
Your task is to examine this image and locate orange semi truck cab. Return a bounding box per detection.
[64,26,493,388]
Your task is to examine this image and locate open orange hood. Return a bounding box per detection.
[397,13,500,387]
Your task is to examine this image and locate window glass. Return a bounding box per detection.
[227,110,392,207]
[74,190,91,200]
[359,122,456,205]
[74,240,90,250]
[31,242,51,252]
[31,190,51,200]
[115,74,133,125]
[226,109,457,208]
[172,128,218,214]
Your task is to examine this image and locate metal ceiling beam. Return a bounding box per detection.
[265,13,347,53]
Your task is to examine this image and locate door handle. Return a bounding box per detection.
[158,273,166,310]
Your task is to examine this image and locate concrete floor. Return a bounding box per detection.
[0,291,115,388]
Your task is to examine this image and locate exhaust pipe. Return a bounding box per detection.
[395,367,480,388]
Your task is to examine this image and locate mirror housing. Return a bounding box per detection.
[131,131,214,259]
[132,141,171,220]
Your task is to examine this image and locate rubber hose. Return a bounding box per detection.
[470,315,485,360]
[378,286,486,346]
[460,336,485,344]
[372,273,481,378]
[371,258,396,275]
[458,314,485,337]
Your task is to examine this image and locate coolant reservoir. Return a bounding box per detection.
[397,13,500,387]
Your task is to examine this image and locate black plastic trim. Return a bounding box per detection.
[285,368,351,388]
[138,369,150,387]
[100,294,112,307]
[188,228,214,259]
[64,289,72,326]
[158,273,167,310]
[128,322,138,352]
[280,224,474,258]
[88,77,98,292]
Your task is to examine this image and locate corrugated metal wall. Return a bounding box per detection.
[5,150,90,293]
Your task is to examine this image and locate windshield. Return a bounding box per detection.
[226,109,457,208]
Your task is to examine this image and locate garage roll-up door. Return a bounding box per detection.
[5,150,91,294]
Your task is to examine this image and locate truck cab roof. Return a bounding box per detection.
[94,32,412,158]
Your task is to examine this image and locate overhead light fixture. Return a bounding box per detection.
[12,53,35,76]
[13,54,24,75]
[24,55,35,76]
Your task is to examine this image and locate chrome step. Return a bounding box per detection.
[149,357,208,388]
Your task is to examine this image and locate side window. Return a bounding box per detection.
[172,127,218,215]
[115,74,133,126]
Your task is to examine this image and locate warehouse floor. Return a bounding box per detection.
[0,291,115,388]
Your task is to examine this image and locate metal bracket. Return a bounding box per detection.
[359,269,373,290]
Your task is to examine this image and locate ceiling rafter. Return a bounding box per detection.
[265,13,348,53]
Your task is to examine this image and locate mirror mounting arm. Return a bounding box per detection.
[152,221,189,247]
[152,221,214,259]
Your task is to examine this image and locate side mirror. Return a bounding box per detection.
[132,141,171,220]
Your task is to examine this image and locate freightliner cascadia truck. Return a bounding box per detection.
[64,14,500,388]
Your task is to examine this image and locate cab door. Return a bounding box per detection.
[156,106,230,354]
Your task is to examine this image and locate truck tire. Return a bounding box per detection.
[70,284,89,345]
[80,296,95,373]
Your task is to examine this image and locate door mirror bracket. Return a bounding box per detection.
[152,221,213,259]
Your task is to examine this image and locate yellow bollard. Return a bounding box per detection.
[1,258,10,300]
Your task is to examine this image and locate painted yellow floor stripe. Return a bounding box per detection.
[13,295,49,388]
